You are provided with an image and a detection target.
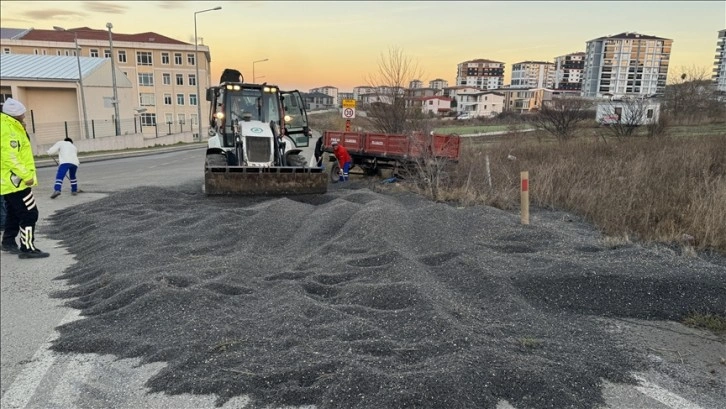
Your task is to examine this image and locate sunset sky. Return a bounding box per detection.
[1,1,724,92]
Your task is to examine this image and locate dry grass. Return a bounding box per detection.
[446,131,726,253]
[311,111,726,253]
[682,312,726,334]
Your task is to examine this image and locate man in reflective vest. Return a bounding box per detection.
[0,98,50,259]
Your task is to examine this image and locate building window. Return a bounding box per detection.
[104,49,111,58]
[90,49,99,57]
[178,114,186,125]
[137,51,153,66]
[174,53,182,65]
[176,94,185,105]
[3,48,10,54]
[190,114,198,125]
[162,73,171,85]
[34,49,39,55]
[164,94,172,105]
[165,113,173,124]
[188,74,196,86]
[118,50,127,63]
[140,113,156,126]
[139,93,155,106]
[56,50,62,56]
[161,52,170,65]
[187,53,196,65]
[176,74,184,86]
[138,73,154,86]
[647,109,654,119]
[190,94,198,106]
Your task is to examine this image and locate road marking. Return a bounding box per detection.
[633,375,704,409]
[1,309,81,409]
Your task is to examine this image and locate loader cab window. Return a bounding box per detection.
[229,94,260,122]
[227,88,280,125]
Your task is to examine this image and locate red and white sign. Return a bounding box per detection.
[342,108,356,119]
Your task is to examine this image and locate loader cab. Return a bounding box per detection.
[208,84,284,147]
[281,90,311,148]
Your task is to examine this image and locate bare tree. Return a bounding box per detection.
[533,97,592,140]
[663,65,725,124]
[365,47,425,134]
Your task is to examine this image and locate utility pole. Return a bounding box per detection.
[106,22,121,136]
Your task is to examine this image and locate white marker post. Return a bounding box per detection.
[520,171,529,225]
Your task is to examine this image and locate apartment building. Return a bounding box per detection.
[455,88,504,118]
[418,96,452,116]
[352,86,375,101]
[714,29,726,93]
[510,61,555,89]
[554,52,585,90]
[581,32,672,97]
[409,79,423,89]
[456,59,505,90]
[309,85,339,105]
[429,78,449,90]
[1,26,214,134]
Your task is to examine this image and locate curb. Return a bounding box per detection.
[35,143,207,168]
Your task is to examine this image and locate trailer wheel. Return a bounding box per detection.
[330,163,340,183]
[206,153,227,168]
[286,153,308,167]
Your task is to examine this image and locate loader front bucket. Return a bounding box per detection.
[204,166,328,196]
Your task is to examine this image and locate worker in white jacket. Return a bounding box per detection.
[47,137,80,199]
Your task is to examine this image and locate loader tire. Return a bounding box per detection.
[330,163,340,184]
[286,153,307,167]
[206,153,227,168]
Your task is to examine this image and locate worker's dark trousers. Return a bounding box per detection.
[1,188,39,251]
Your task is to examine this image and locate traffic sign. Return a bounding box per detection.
[342,99,356,109]
[342,107,356,119]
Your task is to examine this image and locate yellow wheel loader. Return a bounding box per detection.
[204,69,327,195]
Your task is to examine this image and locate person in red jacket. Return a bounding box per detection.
[332,141,352,182]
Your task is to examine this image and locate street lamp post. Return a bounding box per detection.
[54,26,90,139]
[252,58,269,83]
[194,6,222,141]
[106,22,121,136]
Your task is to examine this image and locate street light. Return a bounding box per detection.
[253,58,268,83]
[53,26,90,139]
[106,22,121,136]
[194,6,222,141]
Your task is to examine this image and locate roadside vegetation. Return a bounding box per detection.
[310,108,726,256]
[682,312,726,334]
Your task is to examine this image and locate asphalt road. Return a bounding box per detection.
[1,143,722,409]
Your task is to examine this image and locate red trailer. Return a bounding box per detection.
[322,130,460,178]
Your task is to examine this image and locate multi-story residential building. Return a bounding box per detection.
[581,32,672,98]
[0,26,215,136]
[407,88,440,98]
[554,52,586,90]
[352,86,375,101]
[429,78,448,90]
[417,96,452,116]
[510,61,555,89]
[714,29,726,93]
[455,89,504,118]
[338,91,354,104]
[309,85,338,105]
[456,59,505,90]
[409,79,423,89]
[303,92,335,110]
